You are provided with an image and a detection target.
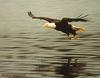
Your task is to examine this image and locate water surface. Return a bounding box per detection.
[0,0,100,78]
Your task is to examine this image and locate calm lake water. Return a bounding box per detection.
[0,0,100,78]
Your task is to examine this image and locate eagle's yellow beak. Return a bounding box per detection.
[77,27,85,32]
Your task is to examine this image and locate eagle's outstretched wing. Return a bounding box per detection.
[28,11,60,23]
[64,14,89,22]
[28,11,88,22]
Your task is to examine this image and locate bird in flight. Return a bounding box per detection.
[28,11,88,39]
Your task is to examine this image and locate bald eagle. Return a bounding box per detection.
[28,11,88,39]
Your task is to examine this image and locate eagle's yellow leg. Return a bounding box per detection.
[65,34,80,40]
[71,35,80,40]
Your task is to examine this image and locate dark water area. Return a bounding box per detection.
[0,0,100,78]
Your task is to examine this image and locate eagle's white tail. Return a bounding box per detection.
[42,23,56,29]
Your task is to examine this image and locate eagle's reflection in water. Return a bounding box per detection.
[55,57,86,78]
[35,57,86,78]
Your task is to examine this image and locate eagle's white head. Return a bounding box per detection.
[72,25,85,32]
[42,23,56,29]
